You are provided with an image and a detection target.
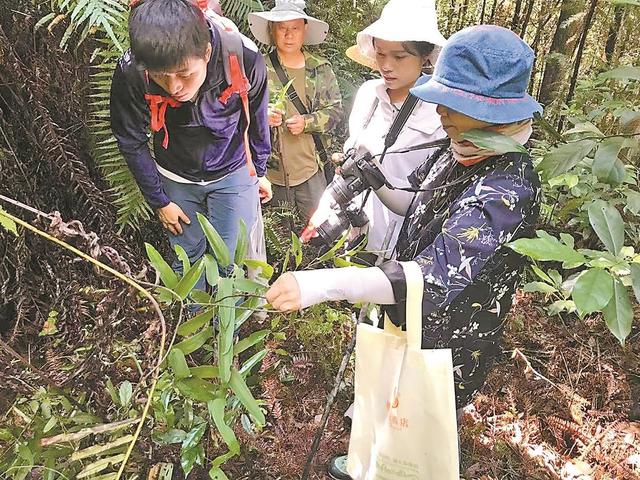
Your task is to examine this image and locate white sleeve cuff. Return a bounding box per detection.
[292,267,395,309]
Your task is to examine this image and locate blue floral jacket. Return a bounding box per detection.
[380,146,541,406]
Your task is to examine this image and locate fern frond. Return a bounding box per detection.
[44,0,129,51]
[220,0,264,32]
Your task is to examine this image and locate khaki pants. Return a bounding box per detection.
[271,169,327,221]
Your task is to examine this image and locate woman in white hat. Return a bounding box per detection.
[344,0,447,260]
[248,0,343,221]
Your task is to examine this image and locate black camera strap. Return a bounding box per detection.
[269,50,328,162]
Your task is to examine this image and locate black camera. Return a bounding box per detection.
[301,150,389,246]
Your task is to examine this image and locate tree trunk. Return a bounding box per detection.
[446,0,457,36]
[519,0,535,37]
[529,11,556,95]
[538,0,585,107]
[479,0,487,23]
[605,5,624,64]
[489,0,499,22]
[560,0,599,130]
[457,0,470,30]
[511,0,523,31]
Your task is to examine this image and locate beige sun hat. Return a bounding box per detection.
[356,0,446,65]
[248,0,329,46]
[345,45,377,69]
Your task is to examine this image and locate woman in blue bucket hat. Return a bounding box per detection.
[267,25,542,478]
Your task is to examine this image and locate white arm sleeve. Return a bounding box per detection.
[292,267,395,309]
[373,184,415,216]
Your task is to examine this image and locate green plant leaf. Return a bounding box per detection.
[0,206,17,235]
[537,139,596,180]
[105,378,119,405]
[459,129,528,154]
[228,368,265,426]
[217,278,235,384]
[182,422,207,451]
[547,299,577,316]
[190,365,219,378]
[522,282,557,294]
[234,219,249,265]
[587,200,625,255]
[145,243,179,289]
[203,253,219,287]
[177,308,214,337]
[209,467,231,480]
[571,269,614,315]
[174,260,205,300]
[176,377,218,402]
[598,65,640,81]
[77,453,126,478]
[631,263,640,303]
[239,349,268,376]
[181,444,204,478]
[234,330,269,356]
[168,349,190,380]
[173,326,213,355]
[602,279,633,345]
[234,278,267,294]
[154,429,187,445]
[118,381,132,407]
[198,213,231,267]
[291,231,303,268]
[593,137,627,185]
[235,295,262,328]
[626,191,640,215]
[42,416,57,434]
[507,230,586,268]
[243,259,274,279]
[174,244,191,272]
[317,230,349,263]
[208,399,240,453]
[530,265,553,284]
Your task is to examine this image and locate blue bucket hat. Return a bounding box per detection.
[410,25,542,124]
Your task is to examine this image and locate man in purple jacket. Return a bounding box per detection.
[110,0,272,283]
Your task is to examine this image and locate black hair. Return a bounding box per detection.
[401,41,436,60]
[129,0,211,72]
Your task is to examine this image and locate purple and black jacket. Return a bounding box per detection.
[110,25,270,209]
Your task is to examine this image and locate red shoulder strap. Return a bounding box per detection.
[145,94,181,149]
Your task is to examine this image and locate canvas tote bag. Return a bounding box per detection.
[347,261,459,480]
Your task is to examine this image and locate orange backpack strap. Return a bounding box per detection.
[145,93,181,149]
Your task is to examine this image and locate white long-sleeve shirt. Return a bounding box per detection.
[344,78,445,256]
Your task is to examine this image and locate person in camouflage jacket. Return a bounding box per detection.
[249,0,343,220]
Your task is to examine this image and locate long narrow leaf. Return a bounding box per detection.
[174,260,205,300]
[173,327,213,355]
[145,243,179,288]
[208,399,240,453]
[233,330,268,356]
[177,309,214,337]
[228,368,265,426]
[198,213,231,267]
[217,278,235,383]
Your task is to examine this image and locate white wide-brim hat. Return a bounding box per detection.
[248,0,329,46]
[356,0,446,64]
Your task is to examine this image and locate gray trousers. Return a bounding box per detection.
[271,169,327,221]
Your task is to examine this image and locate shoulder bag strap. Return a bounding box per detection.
[269,50,328,162]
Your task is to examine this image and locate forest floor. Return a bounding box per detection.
[218,292,640,480]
